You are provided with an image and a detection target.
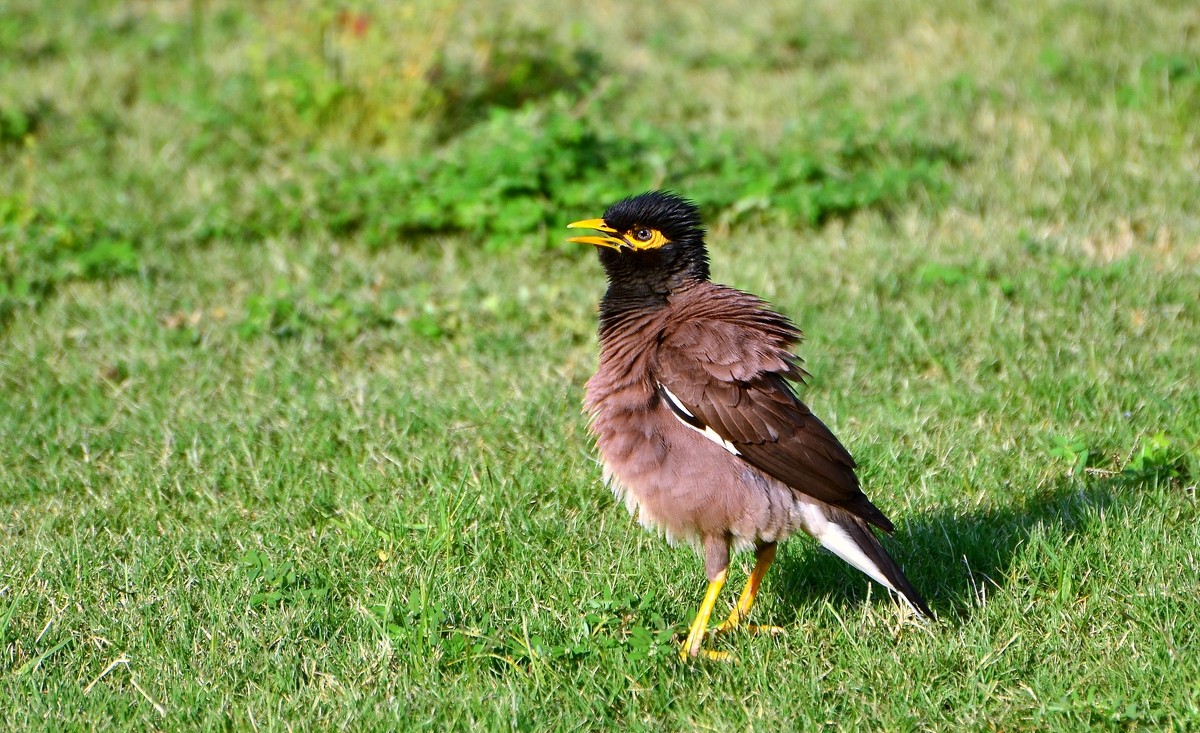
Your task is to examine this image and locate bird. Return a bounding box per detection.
[568,191,931,659]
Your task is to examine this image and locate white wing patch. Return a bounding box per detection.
[657,382,742,457]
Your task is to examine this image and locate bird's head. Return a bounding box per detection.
[568,191,710,290]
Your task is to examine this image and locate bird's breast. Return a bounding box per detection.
[586,378,804,551]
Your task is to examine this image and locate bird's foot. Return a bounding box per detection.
[699,648,734,662]
[679,620,737,661]
[711,608,785,637]
[711,620,786,637]
[677,615,783,661]
[677,639,735,662]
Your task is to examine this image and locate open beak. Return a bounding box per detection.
[567,218,628,250]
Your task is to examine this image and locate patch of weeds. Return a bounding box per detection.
[240,549,330,607]
[1048,432,1189,484]
[566,590,677,662]
[1124,432,1187,483]
[0,195,140,327]
[1049,435,1099,477]
[296,100,960,250]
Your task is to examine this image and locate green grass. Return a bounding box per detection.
[2,0,1199,730]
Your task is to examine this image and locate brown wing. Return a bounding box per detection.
[653,292,894,532]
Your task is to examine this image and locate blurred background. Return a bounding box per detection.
[5,0,1195,294]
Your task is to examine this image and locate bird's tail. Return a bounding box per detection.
[802,504,932,618]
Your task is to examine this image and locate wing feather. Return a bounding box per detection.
[654,289,893,531]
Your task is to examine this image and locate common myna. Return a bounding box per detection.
[569,191,930,659]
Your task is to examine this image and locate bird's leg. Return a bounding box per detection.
[680,568,727,659]
[680,537,734,659]
[714,543,784,636]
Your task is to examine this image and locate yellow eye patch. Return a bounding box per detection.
[626,226,668,250]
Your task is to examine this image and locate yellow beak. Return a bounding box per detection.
[567,218,628,250]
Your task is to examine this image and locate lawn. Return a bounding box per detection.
[2,0,1198,730]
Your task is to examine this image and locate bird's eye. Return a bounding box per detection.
[633,228,653,242]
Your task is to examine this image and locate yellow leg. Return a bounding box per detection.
[714,544,783,635]
[680,569,727,659]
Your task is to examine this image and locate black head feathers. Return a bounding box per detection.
[601,191,706,248]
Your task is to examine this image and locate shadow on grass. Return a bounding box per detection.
[764,470,1175,626]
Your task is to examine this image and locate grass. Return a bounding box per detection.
[2,0,1199,729]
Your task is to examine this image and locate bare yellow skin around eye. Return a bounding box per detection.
[627,228,668,250]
